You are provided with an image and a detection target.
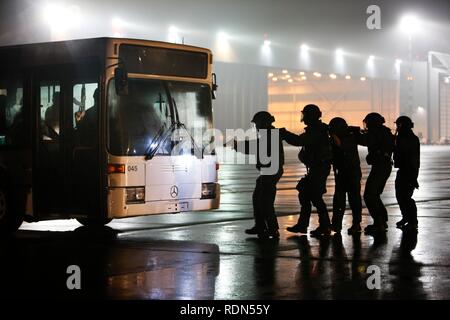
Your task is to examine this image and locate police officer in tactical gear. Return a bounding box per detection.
[393,116,420,232]
[283,104,332,237]
[328,117,363,234]
[358,112,394,234]
[228,111,285,239]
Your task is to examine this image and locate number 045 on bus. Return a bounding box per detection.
[0,37,220,232]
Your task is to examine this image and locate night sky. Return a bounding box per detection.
[0,0,448,64]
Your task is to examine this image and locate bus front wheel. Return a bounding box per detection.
[0,184,24,233]
[76,217,113,227]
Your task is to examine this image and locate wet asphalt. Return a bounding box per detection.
[1,145,450,299]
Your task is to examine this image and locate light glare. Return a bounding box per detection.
[168,26,180,43]
[43,3,81,36]
[335,49,344,57]
[400,14,422,36]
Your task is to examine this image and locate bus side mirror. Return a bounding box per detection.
[211,73,218,99]
[114,67,129,95]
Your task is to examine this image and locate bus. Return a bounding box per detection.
[0,37,220,232]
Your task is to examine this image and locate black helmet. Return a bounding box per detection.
[395,115,414,129]
[363,112,385,128]
[301,104,322,123]
[329,117,348,135]
[251,111,275,125]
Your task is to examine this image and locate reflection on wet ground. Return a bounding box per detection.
[0,227,219,299]
[4,145,450,299]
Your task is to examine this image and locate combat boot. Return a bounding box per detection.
[364,224,386,235]
[310,226,331,237]
[245,226,259,235]
[331,223,342,233]
[286,224,308,234]
[396,218,407,228]
[246,226,267,236]
[347,224,362,234]
[400,223,418,233]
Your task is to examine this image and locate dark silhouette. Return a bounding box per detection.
[228,111,285,239]
[247,237,279,299]
[393,116,420,232]
[358,112,394,235]
[283,104,332,237]
[44,91,60,137]
[387,231,426,299]
[76,89,99,145]
[290,235,331,299]
[328,117,363,234]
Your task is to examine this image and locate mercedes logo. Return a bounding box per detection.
[170,185,179,198]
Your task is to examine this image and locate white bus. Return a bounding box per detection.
[0,37,220,232]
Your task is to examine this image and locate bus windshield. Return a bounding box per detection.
[108,79,213,157]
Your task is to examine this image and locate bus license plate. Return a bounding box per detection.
[168,202,189,212]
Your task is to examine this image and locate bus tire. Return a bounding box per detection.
[76,217,112,227]
[0,183,24,233]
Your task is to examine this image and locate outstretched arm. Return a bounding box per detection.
[223,138,257,155]
[280,128,315,146]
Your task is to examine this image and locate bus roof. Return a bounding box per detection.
[0,37,211,68]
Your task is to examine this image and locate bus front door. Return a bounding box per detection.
[34,77,66,216]
[34,69,102,219]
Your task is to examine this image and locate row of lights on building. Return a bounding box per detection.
[42,4,419,68]
[163,25,404,67]
[108,22,406,70]
[268,70,368,82]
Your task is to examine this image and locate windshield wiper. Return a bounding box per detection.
[145,88,202,160]
[144,120,201,160]
[144,125,167,160]
[144,91,172,160]
[171,98,202,158]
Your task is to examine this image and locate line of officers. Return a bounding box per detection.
[226,104,420,239]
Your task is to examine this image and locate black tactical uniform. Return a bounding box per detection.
[358,112,394,234]
[328,117,362,234]
[284,104,332,237]
[393,116,420,232]
[232,111,285,239]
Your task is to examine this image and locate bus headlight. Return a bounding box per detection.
[201,183,216,199]
[126,187,145,204]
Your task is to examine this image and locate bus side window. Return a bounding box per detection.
[39,83,60,141]
[0,76,24,146]
[73,82,99,145]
